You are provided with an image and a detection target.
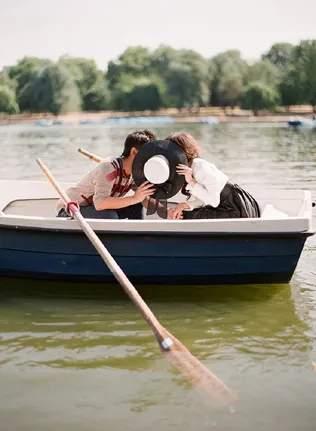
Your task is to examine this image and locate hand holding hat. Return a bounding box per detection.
[132,181,156,204]
[176,164,195,187]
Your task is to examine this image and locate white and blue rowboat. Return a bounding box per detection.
[102,116,174,125]
[35,119,66,127]
[0,179,314,285]
[288,117,316,129]
[199,117,219,125]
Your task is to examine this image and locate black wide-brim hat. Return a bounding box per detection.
[132,140,188,200]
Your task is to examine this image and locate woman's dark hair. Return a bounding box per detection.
[121,129,157,157]
[165,132,202,196]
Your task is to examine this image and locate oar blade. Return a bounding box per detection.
[157,330,237,407]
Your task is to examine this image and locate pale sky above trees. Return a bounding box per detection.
[1,0,316,69]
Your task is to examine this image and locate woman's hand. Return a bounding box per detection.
[176,164,195,186]
[167,202,190,219]
[167,208,176,219]
[133,181,155,204]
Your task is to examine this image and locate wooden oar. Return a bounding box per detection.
[36,157,237,406]
[78,147,102,163]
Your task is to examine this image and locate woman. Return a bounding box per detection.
[165,132,261,220]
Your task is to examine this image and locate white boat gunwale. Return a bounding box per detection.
[0,179,314,235]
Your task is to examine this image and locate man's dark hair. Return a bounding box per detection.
[121,129,156,157]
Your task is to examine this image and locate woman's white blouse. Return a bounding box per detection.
[185,158,229,210]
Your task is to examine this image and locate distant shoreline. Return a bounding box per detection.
[0,106,315,126]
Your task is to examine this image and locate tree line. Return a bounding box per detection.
[0,40,316,116]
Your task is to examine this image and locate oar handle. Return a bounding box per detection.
[78,148,102,163]
[37,159,72,205]
[36,158,161,330]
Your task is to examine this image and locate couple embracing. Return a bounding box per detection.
[56,129,260,220]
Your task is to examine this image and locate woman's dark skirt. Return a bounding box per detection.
[182,182,261,220]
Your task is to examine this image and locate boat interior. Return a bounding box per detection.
[0,179,314,234]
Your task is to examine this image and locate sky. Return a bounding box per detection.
[1,0,316,71]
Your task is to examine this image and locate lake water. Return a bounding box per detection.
[1,122,316,430]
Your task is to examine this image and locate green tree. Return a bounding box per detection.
[83,75,111,111]
[216,65,244,109]
[261,43,298,110]
[59,56,109,110]
[108,46,209,109]
[4,40,316,115]
[163,49,209,108]
[241,82,280,115]
[150,45,178,76]
[279,67,301,109]
[107,46,153,89]
[247,59,281,88]
[19,63,81,115]
[292,40,316,111]
[111,74,166,111]
[0,68,17,92]
[0,85,19,114]
[210,50,248,108]
[262,43,295,70]
[8,57,52,107]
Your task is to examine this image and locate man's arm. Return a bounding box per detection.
[92,162,137,210]
[95,195,137,210]
[93,162,155,210]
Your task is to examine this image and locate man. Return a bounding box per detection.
[56,130,156,219]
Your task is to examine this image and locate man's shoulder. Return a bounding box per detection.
[94,157,121,180]
[94,156,119,170]
[98,156,118,166]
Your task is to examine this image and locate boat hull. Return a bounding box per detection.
[288,119,316,128]
[0,225,311,285]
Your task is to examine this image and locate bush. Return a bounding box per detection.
[241,82,280,115]
[0,85,19,114]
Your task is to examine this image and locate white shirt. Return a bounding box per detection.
[185,158,229,210]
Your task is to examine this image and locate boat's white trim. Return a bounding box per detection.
[0,213,312,234]
[0,179,314,234]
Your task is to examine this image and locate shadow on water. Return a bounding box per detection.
[0,275,289,302]
[0,277,310,370]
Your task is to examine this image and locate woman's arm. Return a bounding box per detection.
[189,161,228,207]
[177,160,228,209]
[188,182,221,208]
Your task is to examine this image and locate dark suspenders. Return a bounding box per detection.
[110,158,124,197]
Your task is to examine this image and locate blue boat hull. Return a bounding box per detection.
[0,225,312,285]
[288,119,316,128]
[288,120,302,127]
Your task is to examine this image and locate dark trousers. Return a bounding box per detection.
[57,203,144,219]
